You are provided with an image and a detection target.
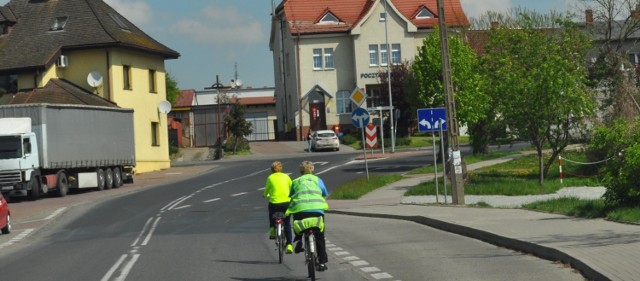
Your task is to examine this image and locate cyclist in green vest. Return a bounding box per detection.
[264,161,293,254]
[286,161,329,271]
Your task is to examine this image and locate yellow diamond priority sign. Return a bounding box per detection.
[350,87,366,106]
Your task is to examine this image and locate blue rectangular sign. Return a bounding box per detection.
[417,108,447,132]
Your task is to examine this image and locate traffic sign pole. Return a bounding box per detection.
[432,131,439,203]
[361,121,369,181]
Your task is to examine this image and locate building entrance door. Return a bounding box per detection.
[309,102,326,131]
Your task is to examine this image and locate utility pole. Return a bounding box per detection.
[205,75,231,144]
[437,0,465,205]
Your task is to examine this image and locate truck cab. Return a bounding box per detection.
[0,118,41,198]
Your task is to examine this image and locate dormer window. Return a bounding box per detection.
[109,13,130,30]
[50,16,68,31]
[320,12,339,23]
[416,8,435,19]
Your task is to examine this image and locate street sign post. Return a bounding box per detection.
[352,107,370,180]
[417,107,447,132]
[418,107,449,204]
[365,124,377,149]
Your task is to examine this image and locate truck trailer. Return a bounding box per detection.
[0,104,136,199]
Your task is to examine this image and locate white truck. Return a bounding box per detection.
[0,104,136,199]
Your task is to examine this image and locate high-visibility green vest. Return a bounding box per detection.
[286,174,328,216]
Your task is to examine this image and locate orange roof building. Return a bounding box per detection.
[270,0,468,140]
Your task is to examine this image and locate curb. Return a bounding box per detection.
[329,209,610,281]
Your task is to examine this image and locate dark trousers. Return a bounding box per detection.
[268,202,292,244]
[293,212,327,264]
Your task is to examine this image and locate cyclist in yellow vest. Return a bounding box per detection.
[286,161,329,271]
[264,161,293,253]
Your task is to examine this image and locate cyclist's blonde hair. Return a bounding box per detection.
[271,161,283,173]
[299,161,314,175]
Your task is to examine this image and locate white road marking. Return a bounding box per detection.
[231,192,248,197]
[172,205,190,210]
[361,267,381,273]
[131,217,153,247]
[101,254,127,281]
[371,272,393,279]
[203,198,220,203]
[0,228,34,249]
[141,217,161,246]
[44,207,67,220]
[342,256,360,261]
[115,254,140,281]
[350,260,369,266]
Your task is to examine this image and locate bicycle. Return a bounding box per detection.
[272,212,287,264]
[293,217,324,281]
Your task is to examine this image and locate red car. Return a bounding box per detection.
[0,193,10,234]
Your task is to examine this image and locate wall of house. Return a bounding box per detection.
[60,49,109,98]
[108,49,171,173]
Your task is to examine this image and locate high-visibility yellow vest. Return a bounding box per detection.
[286,174,328,216]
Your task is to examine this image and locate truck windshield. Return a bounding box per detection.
[0,136,22,159]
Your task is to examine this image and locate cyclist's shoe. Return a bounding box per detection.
[294,241,304,253]
[317,263,328,271]
[286,244,293,254]
[269,227,275,240]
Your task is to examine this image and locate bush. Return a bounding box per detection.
[589,119,640,207]
[224,135,250,153]
[169,144,179,155]
[340,133,359,145]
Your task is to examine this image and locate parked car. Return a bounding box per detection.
[0,192,10,234]
[311,130,340,152]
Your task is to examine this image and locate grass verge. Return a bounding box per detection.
[329,174,403,200]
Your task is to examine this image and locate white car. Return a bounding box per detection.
[311,130,340,152]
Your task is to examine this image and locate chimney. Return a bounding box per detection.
[585,9,593,24]
[490,21,499,29]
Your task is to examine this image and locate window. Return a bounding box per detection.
[380,44,389,66]
[151,122,159,146]
[50,16,68,31]
[1,24,9,36]
[313,49,322,69]
[149,69,157,93]
[109,13,130,30]
[392,44,401,65]
[380,12,386,22]
[629,53,639,66]
[369,44,378,66]
[416,8,435,19]
[336,90,353,114]
[313,48,334,70]
[320,12,339,23]
[366,86,382,108]
[324,48,334,69]
[123,65,131,90]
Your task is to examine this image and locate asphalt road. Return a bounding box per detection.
[0,149,583,280]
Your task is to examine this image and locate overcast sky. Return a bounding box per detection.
[1,0,579,91]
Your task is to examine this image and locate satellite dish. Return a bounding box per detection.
[87,71,103,88]
[158,100,172,114]
[234,79,243,87]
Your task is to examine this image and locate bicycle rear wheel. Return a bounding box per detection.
[277,223,284,264]
[306,233,316,280]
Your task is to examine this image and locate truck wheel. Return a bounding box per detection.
[28,177,41,200]
[113,167,123,188]
[96,169,105,191]
[56,172,69,197]
[105,168,114,190]
[1,214,10,234]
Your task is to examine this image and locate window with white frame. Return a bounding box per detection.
[380,44,389,66]
[392,44,401,64]
[336,90,353,114]
[369,44,378,66]
[313,49,322,69]
[313,48,335,70]
[324,48,334,69]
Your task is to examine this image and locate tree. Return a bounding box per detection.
[411,29,492,153]
[574,0,640,124]
[224,98,252,153]
[165,72,180,105]
[480,11,595,184]
[377,61,413,137]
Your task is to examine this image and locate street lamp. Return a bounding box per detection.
[205,75,231,145]
[383,0,396,153]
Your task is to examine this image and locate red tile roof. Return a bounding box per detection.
[175,89,195,108]
[278,0,468,35]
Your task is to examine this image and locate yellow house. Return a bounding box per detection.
[0,0,180,173]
